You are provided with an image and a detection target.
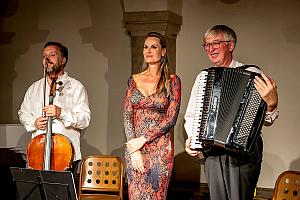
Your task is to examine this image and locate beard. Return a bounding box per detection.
[47,62,63,75]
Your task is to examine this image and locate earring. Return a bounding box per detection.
[161,55,166,63]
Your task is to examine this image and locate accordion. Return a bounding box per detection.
[190,66,266,153]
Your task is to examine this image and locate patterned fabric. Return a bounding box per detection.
[123,75,181,200]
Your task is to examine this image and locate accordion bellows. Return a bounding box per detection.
[190,66,266,154]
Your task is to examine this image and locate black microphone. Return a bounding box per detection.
[43,56,50,65]
[45,57,50,63]
[43,57,53,73]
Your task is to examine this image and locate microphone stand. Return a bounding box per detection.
[42,59,52,170]
[42,60,48,117]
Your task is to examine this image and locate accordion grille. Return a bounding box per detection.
[233,86,262,147]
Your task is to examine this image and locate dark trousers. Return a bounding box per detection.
[69,160,81,176]
[204,136,263,200]
[68,160,81,190]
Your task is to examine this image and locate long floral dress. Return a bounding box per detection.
[123,75,181,200]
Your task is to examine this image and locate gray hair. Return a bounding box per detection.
[204,25,237,48]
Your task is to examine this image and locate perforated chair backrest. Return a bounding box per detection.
[78,155,123,195]
[273,170,300,200]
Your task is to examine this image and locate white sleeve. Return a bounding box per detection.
[18,88,38,133]
[264,107,279,125]
[184,74,201,138]
[59,83,91,129]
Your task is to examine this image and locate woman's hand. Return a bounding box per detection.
[126,136,147,154]
[130,150,145,174]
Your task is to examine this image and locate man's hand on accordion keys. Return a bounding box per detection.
[185,137,203,158]
[254,73,278,112]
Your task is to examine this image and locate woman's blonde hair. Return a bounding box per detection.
[142,32,171,96]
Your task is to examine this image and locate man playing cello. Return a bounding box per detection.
[18,41,91,174]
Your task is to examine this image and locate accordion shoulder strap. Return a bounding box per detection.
[237,64,261,71]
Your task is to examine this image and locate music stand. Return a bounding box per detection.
[41,170,78,200]
[10,167,78,200]
[10,167,44,200]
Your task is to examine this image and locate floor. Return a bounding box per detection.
[124,181,273,200]
[4,173,273,200]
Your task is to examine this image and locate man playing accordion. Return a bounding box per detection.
[184,25,279,200]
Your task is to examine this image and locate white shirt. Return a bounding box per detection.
[184,60,279,137]
[18,72,91,160]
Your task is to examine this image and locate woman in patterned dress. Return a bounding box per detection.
[123,32,181,200]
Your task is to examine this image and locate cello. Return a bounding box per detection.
[27,74,74,171]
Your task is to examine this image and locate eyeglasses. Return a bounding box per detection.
[202,40,230,51]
